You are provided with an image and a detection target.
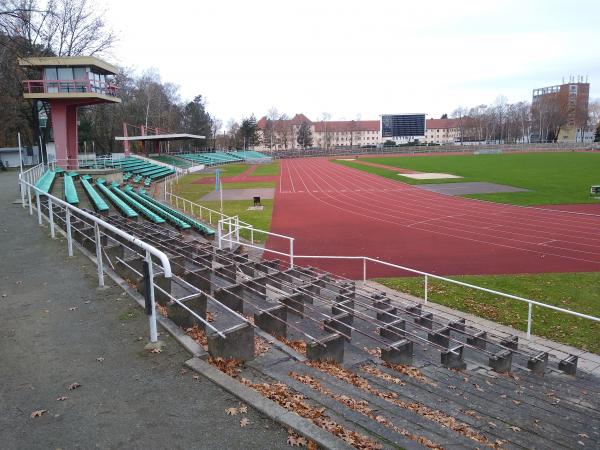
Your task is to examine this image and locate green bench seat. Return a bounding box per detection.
[80,177,109,212]
[137,191,215,236]
[125,189,191,230]
[109,185,165,224]
[35,170,56,194]
[96,181,138,219]
[64,174,79,205]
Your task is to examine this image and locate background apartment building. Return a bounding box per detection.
[423,118,461,144]
[257,115,381,150]
[531,77,590,142]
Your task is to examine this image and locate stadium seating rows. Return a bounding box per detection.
[177,150,271,166]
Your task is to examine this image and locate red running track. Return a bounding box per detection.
[265,157,600,278]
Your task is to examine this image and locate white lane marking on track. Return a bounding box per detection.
[287,158,600,263]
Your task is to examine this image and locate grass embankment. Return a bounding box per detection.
[173,168,274,242]
[334,152,600,205]
[376,272,600,353]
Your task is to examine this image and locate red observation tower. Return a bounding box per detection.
[19,56,120,167]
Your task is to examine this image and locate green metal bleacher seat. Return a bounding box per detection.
[63,174,79,205]
[35,170,56,194]
[109,184,165,224]
[125,190,191,230]
[80,176,109,213]
[137,191,215,236]
[95,180,138,219]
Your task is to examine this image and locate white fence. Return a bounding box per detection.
[18,163,174,345]
[216,220,600,341]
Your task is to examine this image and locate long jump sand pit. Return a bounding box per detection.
[399,172,462,180]
[201,188,275,201]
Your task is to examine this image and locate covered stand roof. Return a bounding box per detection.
[114,133,206,142]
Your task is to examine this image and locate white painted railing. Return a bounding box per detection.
[18,163,173,345]
[216,219,600,341]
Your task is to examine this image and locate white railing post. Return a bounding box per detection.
[209,210,212,224]
[27,183,33,215]
[20,177,26,208]
[363,257,367,282]
[290,238,295,268]
[235,216,240,243]
[36,193,42,225]
[66,207,73,257]
[145,249,159,343]
[527,302,532,339]
[48,198,55,238]
[424,275,428,303]
[217,219,222,249]
[94,222,104,287]
[250,225,254,244]
[183,200,186,213]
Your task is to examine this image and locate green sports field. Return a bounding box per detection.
[335,152,600,205]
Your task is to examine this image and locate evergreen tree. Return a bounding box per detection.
[238,115,260,149]
[595,122,600,143]
[296,121,313,149]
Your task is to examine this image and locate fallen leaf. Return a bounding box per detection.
[56,396,68,401]
[96,357,105,362]
[68,382,81,391]
[578,433,589,438]
[239,405,248,414]
[30,409,47,418]
[225,407,238,416]
[240,417,250,427]
[510,426,521,432]
[488,421,497,428]
[68,307,77,311]
[287,434,308,447]
[149,348,162,354]
[192,374,200,380]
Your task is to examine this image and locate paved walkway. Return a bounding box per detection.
[0,171,288,449]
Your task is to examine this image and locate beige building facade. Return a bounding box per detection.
[423,118,460,144]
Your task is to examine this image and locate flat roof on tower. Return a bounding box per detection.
[18,56,119,74]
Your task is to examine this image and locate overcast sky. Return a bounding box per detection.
[103,0,600,125]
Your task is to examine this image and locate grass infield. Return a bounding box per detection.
[172,173,275,242]
[335,152,600,205]
[376,272,600,353]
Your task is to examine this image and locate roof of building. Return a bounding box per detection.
[313,120,380,132]
[114,133,205,142]
[18,56,119,74]
[426,118,461,130]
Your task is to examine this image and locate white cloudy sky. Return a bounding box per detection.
[103,0,600,124]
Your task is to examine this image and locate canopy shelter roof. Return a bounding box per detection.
[115,133,206,142]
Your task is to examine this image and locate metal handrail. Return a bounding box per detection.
[19,163,172,344]
[22,78,118,96]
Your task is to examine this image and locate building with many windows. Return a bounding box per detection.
[423,118,461,144]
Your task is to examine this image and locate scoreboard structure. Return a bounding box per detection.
[380,114,426,144]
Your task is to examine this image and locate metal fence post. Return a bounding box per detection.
[48,198,55,238]
[66,207,73,257]
[290,238,295,268]
[250,226,254,244]
[424,275,428,303]
[145,250,158,343]
[363,258,367,282]
[27,183,33,215]
[94,222,104,287]
[235,216,240,243]
[36,193,42,225]
[217,219,222,249]
[527,302,532,339]
[20,178,26,208]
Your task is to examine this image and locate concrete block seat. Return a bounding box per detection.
[34,170,56,194]
[63,173,79,205]
[95,179,138,219]
[109,183,165,224]
[79,175,109,213]
[135,191,215,236]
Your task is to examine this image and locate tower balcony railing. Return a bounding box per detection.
[22,79,119,97]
